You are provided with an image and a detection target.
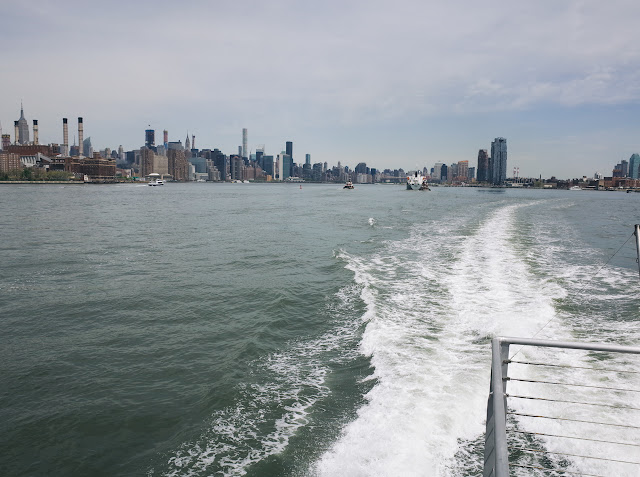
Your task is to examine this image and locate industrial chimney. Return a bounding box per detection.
[33,120,39,145]
[78,117,84,156]
[14,121,19,145]
[63,118,69,156]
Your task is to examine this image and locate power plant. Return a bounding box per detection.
[62,118,69,156]
[78,118,84,157]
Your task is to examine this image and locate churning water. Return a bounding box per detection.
[1,184,638,476]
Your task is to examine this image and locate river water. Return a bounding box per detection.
[1,183,638,476]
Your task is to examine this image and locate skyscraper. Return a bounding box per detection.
[477,149,489,182]
[490,138,507,185]
[17,104,29,145]
[145,129,155,149]
[305,154,311,165]
[629,153,640,179]
[286,141,293,159]
[242,128,248,159]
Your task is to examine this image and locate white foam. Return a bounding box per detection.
[162,282,364,477]
[314,200,628,476]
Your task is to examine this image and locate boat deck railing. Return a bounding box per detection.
[484,337,640,477]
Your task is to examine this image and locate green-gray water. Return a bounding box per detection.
[1,184,639,476]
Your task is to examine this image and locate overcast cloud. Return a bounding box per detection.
[2,0,640,177]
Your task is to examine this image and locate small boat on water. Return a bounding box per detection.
[569,185,581,191]
[407,171,426,190]
[149,179,164,186]
[344,181,354,189]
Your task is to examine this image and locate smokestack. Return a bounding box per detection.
[63,118,69,155]
[14,121,19,145]
[242,128,247,159]
[33,120,39,145]
[78,117,83,156]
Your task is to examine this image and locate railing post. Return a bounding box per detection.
[491,337,510,476]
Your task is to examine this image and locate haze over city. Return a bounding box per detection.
[2,0,640,177]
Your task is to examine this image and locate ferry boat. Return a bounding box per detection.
[406,171,425,190]
[569,185,581,191]
[148,179,164,186]
[344,181,354,189]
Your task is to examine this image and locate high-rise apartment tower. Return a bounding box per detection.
[490,138,507,185]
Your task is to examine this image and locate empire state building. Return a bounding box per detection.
[17,104,29,145]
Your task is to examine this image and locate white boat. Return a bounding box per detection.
[344,181,354,189]
[407,171,426,190]
[148,179,164,186]
[569,185,581,191]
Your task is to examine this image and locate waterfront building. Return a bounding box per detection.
[629,153,640,179]
[490,138,507,185]
[67,152,117,181]
[168,148,189,181]
[305,154,310,165]
[457,160,469,181]
[0,152,21,173]
[261,155,274,177]
[476,149,489,182]
[140,147,154,177]
[2,134,11,150]
[432,162,444,181]
[468,166,476,181]
[231,155,244,180]
[212,149,229,181]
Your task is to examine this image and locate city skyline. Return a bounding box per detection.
[2,1,640,177]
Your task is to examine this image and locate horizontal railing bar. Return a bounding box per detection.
[508,411,640,430]
[505,377,640,393]
[508,429,640,447]
[510,445,640,465]
[507,393,640,411]
[511,463,605,477]
[508,359,640,374]
[498,337,640,354]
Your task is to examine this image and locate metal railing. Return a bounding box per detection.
[484,337,640,477]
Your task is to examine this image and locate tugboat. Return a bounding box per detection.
[419,178,430,191]
[344,181,354,189]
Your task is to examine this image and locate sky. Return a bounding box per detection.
[2,0,640,178]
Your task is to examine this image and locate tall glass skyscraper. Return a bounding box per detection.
[490,137,507,185]
[629,153,640,179]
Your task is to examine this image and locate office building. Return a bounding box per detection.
[286,141,293,159]
[145,129,155,149]
[17,104,29,145]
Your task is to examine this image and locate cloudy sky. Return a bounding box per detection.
[2,0,640,177]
